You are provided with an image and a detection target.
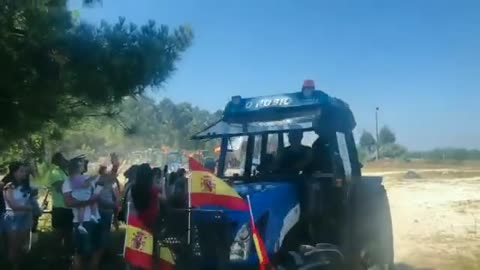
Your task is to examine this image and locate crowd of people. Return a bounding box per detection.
[0,151,183,270]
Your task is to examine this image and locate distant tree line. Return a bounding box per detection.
[357,126,407,162]
[357,126,480,163]
[407,148,480,161]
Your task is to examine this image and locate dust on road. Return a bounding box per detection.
[375,171,480,270]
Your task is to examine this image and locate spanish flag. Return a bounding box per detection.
[158,247,175,270]
[189,157,248,211]
[247,195,273,270]
[123,206,175,269]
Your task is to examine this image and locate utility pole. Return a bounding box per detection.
[375,107,380,160]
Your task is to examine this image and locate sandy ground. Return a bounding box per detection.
[368,169,480,270]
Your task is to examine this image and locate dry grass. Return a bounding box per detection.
[368,161,480,270]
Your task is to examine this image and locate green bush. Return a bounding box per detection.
[380,143,407,159]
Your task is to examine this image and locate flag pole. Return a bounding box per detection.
[246,195,255,225]
[246,194,272,270]
[187,172,192,245]
[122,201,131,256]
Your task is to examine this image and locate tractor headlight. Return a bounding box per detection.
[229,223,251,261]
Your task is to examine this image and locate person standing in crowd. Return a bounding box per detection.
[130,163,160,228]
[62,159,102,270]
[96,154,121,257]
[2,162,32,270]
[68,162,102,235]
[0,168,9,256]
[47,152,73,257]
[130,164,162,268]
[24,161,43,242]
[152,167,166,200]
[118,164,139,222]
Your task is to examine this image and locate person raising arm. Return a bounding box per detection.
[62,160,102,270]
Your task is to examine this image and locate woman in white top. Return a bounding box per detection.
[2,162,32,270]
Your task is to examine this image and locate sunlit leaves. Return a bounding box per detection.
[0,0,193,150]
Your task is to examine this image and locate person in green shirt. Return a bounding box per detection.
[47,152,73,257]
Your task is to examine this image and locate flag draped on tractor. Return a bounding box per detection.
[188,157,249,211]
[123,203,175,270]
[188,157,273,269]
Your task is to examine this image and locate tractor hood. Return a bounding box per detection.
[192,180,301,263]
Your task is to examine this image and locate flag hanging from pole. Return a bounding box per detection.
[124,214,155,269]
[123,203,175,270]
[188,157,249,211]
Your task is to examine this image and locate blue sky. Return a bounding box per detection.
[71,0,480,150]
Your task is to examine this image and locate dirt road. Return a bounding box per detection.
[374,171,480,270]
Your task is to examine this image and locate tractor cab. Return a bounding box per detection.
[194,80,358,180]
[186,80,393,270]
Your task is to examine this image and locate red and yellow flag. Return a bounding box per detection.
[247,196,272,270]
[124,213,175,270]
[188,157,248,211]
[158,247,175,270]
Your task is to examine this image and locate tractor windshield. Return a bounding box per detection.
[220,131,319,178]
[192,114,318,140]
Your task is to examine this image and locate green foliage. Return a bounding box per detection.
[359,130,376,152]
[380,143,407,159]
[359,125,406,160]
[378,126,396,145]
[0,0,193,147]
[49,96,222,161]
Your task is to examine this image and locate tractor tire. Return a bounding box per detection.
[277,244,344,270]
[352,180,395,270]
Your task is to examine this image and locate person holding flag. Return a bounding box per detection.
[123,163,175,270]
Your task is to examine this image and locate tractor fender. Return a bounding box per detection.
[350,176,395,269]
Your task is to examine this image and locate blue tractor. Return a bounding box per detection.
[160,81,394,270]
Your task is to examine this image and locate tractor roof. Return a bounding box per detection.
[192,81,356,140]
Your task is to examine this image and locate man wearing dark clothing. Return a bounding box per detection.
[308,135,333,174]
[275,130,312,175]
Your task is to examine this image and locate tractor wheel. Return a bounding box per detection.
[277,244,344,270]
[353,181,395,270]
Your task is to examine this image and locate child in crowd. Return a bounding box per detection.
[68,162,103,234]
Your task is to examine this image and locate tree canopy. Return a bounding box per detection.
[0,0,193,149]
[359,130,376,152]
[378,126,396,145]
[357,125,406,161]
[0,95,223,169]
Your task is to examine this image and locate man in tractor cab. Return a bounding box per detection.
[275,129,312,175]
[302,119,343,245]
[308,133,333,175]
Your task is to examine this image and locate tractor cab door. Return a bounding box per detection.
[328,131,363,259]
[303,130,360,245]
